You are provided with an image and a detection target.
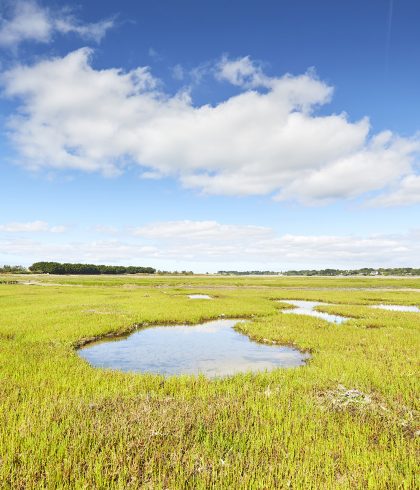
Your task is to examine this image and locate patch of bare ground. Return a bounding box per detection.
[317,385,419,438]
[18,281,81,287]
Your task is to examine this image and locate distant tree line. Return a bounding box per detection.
[156,270,195,275]
[218,270,279,275]
[1,264,420,276]
[28,262,156,275]
[281,268,420,276]
[375,268,420,276]
[0,265,27,273]
[218,268,420,276]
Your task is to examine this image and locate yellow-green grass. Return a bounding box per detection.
[0,277,418,489]
[5,272,420,289]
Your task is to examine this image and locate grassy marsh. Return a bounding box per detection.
[0,275,419,488]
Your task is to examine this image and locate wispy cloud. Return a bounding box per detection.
[0,220,66,233]
[92,224,118,234]
[385,0,394,75]
[0,0,115,48]
[132,220,273,241]
[1,220,419,269]
[171,64,184,81]
[148,47,163,61]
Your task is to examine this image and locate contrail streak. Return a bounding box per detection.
[385,0,394,75]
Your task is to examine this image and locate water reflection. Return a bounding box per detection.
[78,319,308,378]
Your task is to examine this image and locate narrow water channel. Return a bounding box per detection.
[370,304,420,312]
[280,300,348,324]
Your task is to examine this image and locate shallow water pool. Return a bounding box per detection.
[78,319,309,378]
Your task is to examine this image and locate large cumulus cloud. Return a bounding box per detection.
[2,50,420,204]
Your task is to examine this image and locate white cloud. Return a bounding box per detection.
[368,174,420,207]
[2,49,420,204]
[0,238,159,264]
[215,55,270,88]
[129,221,420,266]
[53,15,114,44]
[132,220,273,241]
[0,220,66,233]
[0,1,114,47]
[1,221,419,269]
[275,132,420,203]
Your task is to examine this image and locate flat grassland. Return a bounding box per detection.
[0,275,419,489]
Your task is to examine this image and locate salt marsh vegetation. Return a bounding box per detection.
[0,274,418,488]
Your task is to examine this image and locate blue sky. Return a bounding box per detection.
[0,0,419,272]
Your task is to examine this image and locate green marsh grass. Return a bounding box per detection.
[0,276,418,488]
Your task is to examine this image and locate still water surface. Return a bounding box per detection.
[280,300,348,324]
[78,319,309,378]
[370,304,420,312]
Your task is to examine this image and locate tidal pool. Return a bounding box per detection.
[188,294,212,299]
[280,300,348,324]
[78,319,309,378]
[370,304,420,312]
